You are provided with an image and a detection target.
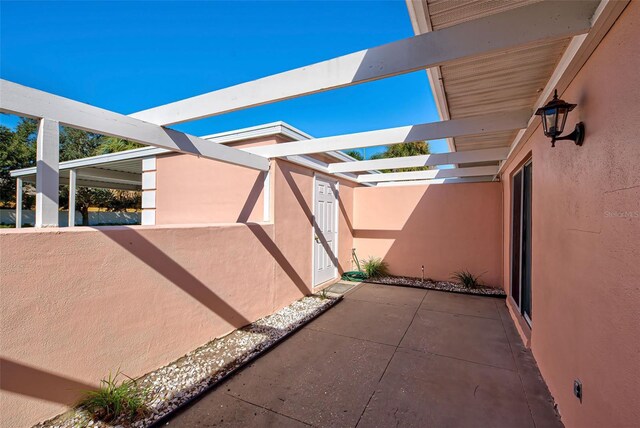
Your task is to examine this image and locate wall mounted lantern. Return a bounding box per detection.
[535,90,584,147]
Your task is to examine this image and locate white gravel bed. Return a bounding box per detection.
[366,276,506,296]
[35,295,337,428]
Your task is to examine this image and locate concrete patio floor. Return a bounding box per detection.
[164,284,562,427]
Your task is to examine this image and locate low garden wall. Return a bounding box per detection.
[0,223,305,427]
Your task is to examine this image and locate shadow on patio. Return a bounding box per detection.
[164,283,562,427]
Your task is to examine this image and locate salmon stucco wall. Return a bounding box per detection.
[353,183,502,287]
[0,223,285,427]
[153,136,282,225]
[499,3,640,426]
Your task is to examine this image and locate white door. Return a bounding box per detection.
[313,176,338,286]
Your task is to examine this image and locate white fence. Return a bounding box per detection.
[1,209,140,227]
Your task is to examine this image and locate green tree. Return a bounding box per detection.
[0,117,141,225]
[0,118,38,207]
[95,137,143,155]
[370,141,431,172]
[343,150,364,161]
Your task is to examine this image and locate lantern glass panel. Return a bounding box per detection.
[543,107,558,137]
[556,106,570,135]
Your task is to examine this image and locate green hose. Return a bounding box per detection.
[341,248,368,282]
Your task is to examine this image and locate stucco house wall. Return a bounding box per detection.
[353,182,503,287]
[499,3,640,426]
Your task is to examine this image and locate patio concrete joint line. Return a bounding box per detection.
[0,79,269,171]
[130,1,596,126]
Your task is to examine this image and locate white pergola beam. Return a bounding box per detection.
[35,118,60,228]
[357,165,498,183]
[329,147,509,173]
[375,176,494,187]
[246,110,529,158]
[0,80,269,171]
[131,1,597,126]
[68,169,76,227]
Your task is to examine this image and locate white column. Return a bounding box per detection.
[68,169,76,227]
[35,118,60,228]
[263,164,271,222]
[15,177,22,228]
[141,156,156,225]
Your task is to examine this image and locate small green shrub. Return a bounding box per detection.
[79,370,148,422]
[451,270,484,289]
[363,257,389,278]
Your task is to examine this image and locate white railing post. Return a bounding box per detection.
[35,118,60,228]
[15,177,22,228]
[68,168,76,227]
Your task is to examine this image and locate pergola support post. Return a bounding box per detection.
[68,168,76,227]
[263,163,271,222]
[15,177,22,228]
[35,118,60,228]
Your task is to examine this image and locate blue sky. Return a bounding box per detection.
[0,0,447,158]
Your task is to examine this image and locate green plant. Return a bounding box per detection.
[319,288,328,300]
[451,270,484,289]
[79,370,149,422]
[363,257,389,278]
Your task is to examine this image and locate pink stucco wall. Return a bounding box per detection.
[499,3,640,426]
[353,183,502,287]
[0,150,357,427]
[0,223,290,427]
[154,136,282,225]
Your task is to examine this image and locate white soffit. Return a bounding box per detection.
[406,0,597,152]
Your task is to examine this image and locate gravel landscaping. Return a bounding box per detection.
[365,276,506,297]
[35,295,339,428]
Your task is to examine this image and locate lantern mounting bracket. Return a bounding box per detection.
[551,122,585,147]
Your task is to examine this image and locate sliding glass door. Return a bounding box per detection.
[511,161,532,325]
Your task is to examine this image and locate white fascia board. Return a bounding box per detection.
[329,147,508,174]
[10,146,169,177]
[76,167,141,184]
[358,165,498,183]
[131,1,597,126]
[499,0,630,175]
[375,176,495,186]
[0,80,269,171]
[200,121,312,144]
[245,110,530,158]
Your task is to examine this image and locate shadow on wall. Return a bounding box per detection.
[0,358,97,405]
[353,184,502,286]
[236,174,264,223]
[96,226,253,327]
